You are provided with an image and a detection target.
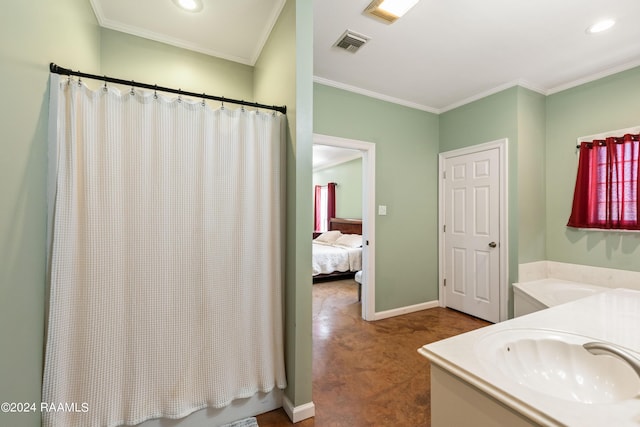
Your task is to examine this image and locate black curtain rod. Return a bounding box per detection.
[575,133,640,149]
[49,63,287,115]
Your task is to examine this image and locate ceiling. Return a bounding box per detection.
[313,145,362,171]
[315,0,640,113]
[90,0,640,163]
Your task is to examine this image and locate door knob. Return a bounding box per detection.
[488,241,497,248]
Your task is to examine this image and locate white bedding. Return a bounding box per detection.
[312,241,362,276]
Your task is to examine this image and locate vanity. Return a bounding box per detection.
[419,288,640,426]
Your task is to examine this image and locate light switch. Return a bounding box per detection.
[378,205,387,215]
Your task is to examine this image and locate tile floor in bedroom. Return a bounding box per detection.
[255,279,490,427]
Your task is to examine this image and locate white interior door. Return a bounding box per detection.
[443,147,501,323]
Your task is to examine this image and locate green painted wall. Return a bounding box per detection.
[440,89,518,153]
[255,0,314,408]
[546,66,640,271]
[100,28,254,101]
[0,1,100,426]
[313,158,363,220]
[517,87,546,263]
[314,84,440,310]
[291,0,314,408]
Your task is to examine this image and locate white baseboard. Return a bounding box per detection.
[373,300,440,321]
[282,396,315,423]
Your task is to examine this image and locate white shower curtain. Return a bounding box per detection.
[43,74,286,427]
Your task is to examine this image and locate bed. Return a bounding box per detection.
[312,218,363,282]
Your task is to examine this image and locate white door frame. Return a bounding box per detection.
[313,133,376,321]
[438,138,509,322]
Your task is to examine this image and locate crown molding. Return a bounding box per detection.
[438,80,547,113]
[313,76,440,114]
[315,60,640,115]
[546,59,640,95]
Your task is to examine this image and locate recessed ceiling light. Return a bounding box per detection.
[173,0,203,12]
[365,0,420,24]
[586,19,615,34]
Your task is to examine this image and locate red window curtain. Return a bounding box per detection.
[314,185,322,231]
[327,182,336,226]
[567,133,640,230]
[313,183,337,232]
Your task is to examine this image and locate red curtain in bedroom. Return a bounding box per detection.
[567,133,640,230]
[327,182,336,226]
[314,182,336,232]
[314,185,322,231]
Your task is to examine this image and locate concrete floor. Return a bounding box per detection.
[256,279,490,426]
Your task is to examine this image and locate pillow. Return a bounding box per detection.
[333,234,363,248]
[314,230,342,244]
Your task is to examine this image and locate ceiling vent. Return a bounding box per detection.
[334,30,370,53]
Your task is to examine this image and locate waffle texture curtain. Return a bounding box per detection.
[43,75,286,427]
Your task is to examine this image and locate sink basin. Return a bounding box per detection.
[475,329,640,404]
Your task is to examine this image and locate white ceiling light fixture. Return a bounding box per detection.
[364,0,420,23]
[172,0,203,13]
[586,19,615,34]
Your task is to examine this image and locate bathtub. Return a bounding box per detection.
[513,278,608,317]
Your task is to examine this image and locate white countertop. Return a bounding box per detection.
[419,288,640,427]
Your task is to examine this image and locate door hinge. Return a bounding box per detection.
[443,224,446,233]
[443,170,446,179]
[444,278,447,287]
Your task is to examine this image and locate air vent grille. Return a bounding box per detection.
[334,30,370,53]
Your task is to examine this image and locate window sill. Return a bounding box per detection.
[567,227,640,234]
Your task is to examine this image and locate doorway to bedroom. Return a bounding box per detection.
[313,134,376,321]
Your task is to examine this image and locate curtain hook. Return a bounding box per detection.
[201,93,206,107]
[102,76,108,93]
[241,102,245,112]
[177,88,182,103]
[77,76,82,86]
[130,80,135,96]
[153,85,158,100]
[221,97,225,110]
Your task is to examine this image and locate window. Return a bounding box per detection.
[314,183,336,232]
[567,133,640,230]
[316,185,329,232]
